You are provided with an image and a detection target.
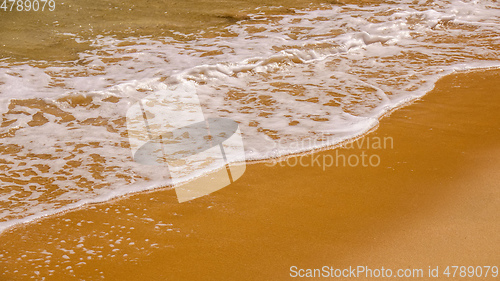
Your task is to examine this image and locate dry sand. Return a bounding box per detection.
[0,69,499,280]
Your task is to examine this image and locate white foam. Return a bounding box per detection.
[0,0,499,233]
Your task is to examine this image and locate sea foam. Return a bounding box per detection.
[0,0,499,232]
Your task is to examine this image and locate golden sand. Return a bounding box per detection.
[1,69,499,280]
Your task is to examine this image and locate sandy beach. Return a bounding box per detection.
[1,68,499,280]
[1,0,500,279]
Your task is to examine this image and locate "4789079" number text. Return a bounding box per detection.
[1,0,56,12]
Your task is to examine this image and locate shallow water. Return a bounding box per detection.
[0,0,499,231]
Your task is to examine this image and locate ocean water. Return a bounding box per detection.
[0,0,499,232]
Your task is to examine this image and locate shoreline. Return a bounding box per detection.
[0,68,499,279]
[0,66,498,235]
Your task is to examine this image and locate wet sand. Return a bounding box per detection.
[1,68,499,280]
